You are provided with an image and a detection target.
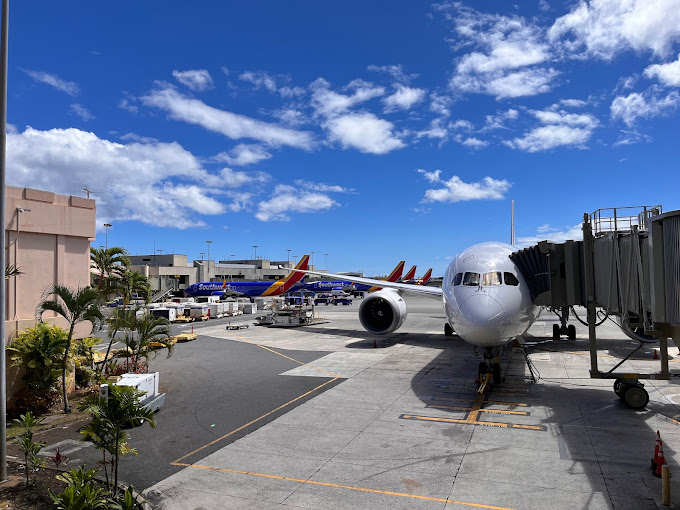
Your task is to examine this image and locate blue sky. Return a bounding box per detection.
[6,0,680,276]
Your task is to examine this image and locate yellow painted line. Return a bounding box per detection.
[175,462,515,510]
[227,332,340,378]
[419,396,529,407]
[171,376,340,465]
[427,404,528,416]
[400,414,546,431]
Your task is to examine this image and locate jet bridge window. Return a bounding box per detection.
[452,273,463,286]
[462,272,480,286]
[482,272,502,286]
[504,272,519,286]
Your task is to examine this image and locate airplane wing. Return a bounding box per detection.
[286,267,442,297]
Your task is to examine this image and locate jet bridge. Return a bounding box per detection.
[512,205,680,408]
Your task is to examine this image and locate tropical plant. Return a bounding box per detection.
[11,412,46,488]
[117,312,172,373]
[36,285,104,413]
[79,385,156,496]
[49,447,69,468]
[97,307,137,378]
[5,262,22,279]
[50,466,109,509]
[90,246,130,293]
[7,322,69,392]
[114,487,146,509]
[109,270,151,306]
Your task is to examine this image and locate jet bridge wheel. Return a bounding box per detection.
[615,380,648,409]
[552,324,560,340]
[444,323,454,337]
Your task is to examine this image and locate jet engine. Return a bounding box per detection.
[359,289,407,334]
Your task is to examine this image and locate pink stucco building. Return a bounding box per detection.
[4,186,96,342]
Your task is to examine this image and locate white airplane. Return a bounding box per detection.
[289,241,539,387]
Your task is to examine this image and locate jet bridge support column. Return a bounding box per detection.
[583,214,600,376]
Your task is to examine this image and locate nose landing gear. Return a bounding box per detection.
[477,347,503,392]
[552,306,576,340]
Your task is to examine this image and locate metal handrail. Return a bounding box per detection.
[589,205,662,236]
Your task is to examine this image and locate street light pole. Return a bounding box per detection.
[253,245,258,260]
[200,252,205,260]
[103,223,112,249]
[310,251,315,268]
[286,249,291,265]
[206,240,212,262]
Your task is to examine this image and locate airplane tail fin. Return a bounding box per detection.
[418,268,432,285]
[278,254,310,292]
[402,264,417,282]
[386,261,405,282]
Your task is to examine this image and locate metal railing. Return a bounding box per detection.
[589,205,662,237]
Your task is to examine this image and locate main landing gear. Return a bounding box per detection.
[444,323,454,337]
[477,347,503,392]
[614,378,649,409]
[552,306,576,340]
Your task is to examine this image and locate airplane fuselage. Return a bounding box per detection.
[184,280,305,298]
[442,242,539,347]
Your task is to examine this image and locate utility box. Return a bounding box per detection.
[100,372,165,413]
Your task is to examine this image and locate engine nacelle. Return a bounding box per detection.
[359,290,407,334]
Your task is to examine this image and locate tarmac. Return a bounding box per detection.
[15,295,680,509]
[147,296,680,509]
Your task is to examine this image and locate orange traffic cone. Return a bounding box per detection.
[652,431,662,470]
[653,350,659,360]
[655,441,667,478]
[373,339,377,348]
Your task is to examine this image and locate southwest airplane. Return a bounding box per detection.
[417,268,433,285]
[185,255,310,298]
[290,243,539,388]
[303,261,405,294]
[399,265,417,282]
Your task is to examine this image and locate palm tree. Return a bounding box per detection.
[36,285,104,413]
[79,385,156,496]
[115,312,172,373]
[97,307,137,378]
[90,246,130,293]
[113,270,151,306]
[5,263,22,279]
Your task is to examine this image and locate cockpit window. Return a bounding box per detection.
[462,272,480,286]
[452,273,463,286]
[482,272,502,286]
[504,272,519,286]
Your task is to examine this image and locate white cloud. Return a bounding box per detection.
[481,109,518,131]
[614,129,652,145]
[557,99,588,108]
[5,126,240,229]
[416,118,448,140]
[279,86,306,98]
[118,98,138,114]
[429,93,452,117]
[445,5,556,99]
[417,169,442,183]
[271,108,307,127]
[644,53,680,86]
[172,69,214,91]
[460,137,489,149]
[450,119,474,130]
[69,104,94,121]
[293,180,352,193]
[256,184,339,221]
[310,78,385,116]
[214,144,272,166]
[140,86,314,149]
[506,108,599,152]
[218,167,270,188]
[538,0,551,12]
[549,0,680,60]
[325,112,405,154]
[516,223,582,247]
[367,64,418,83]
[421,172,511,203]
[22,69,79,96]
[239,71,277,92]
[610,88,680,126]
[383,85,426,111]
[120,133,159,144]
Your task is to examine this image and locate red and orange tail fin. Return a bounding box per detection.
[402,265,417,281]
[279,254,309,292]
[386,261,405,282]
[222,279,227,289]
[419,268,432,285]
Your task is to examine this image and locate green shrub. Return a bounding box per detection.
[75,366,97,388]
[50,466,109,509]
[11,387,60,417]
[11,412,46,488]
[8,322,68,392]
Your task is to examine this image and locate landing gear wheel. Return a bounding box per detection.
[623,384,649,409]
[492,363,502,384]
[567,324,576,340]
[552,323,560,340]
[445,323,454,337]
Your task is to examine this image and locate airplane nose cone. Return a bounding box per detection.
[456,294,506,345]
